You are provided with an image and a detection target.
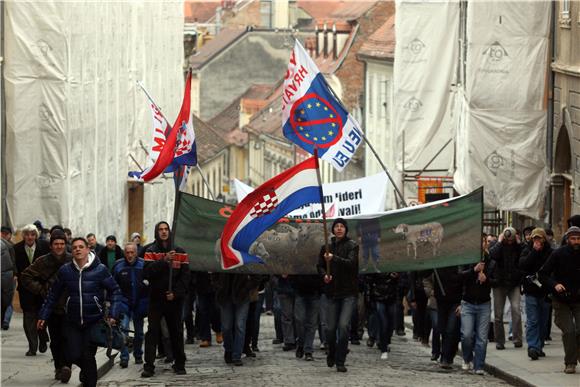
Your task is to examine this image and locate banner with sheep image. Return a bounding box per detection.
[173,187,483,274]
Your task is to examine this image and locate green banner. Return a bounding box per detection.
[173,187,483,274]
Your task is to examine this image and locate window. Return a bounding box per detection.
[562,0,570,16]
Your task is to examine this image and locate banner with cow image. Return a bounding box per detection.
[173,187,483,274]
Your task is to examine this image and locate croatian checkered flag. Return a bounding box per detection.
[220,157,322,270]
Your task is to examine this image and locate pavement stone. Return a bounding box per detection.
[98,315,509,387]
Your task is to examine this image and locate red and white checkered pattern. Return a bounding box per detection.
[249,192,279,218]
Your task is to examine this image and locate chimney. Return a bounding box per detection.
[332,23,337,59]
[323,22,328,58]
[315,25,319,57]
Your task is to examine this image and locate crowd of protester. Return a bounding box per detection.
[0,215,579,386]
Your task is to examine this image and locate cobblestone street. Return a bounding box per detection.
[98,315,510,387]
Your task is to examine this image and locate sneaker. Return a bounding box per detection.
[233,359,243,366]
[244,348,256,358]
[164,357,174,364]
[295,346,304,359]
[474,369,485,375]
[172,365,186,375]
[141,369,154,378]
[252,345,260,352]
[366,338,375,348]
[60,366,71,383]
[528,348,539,360]
[305,353,314,361]
[224,351,233,364]
[199,340,210,348]
[215,332,223,344]
[496,343,505,350]
[514,341,523,348]
[440,362,452,369]
[1,324,9,330]
[319,342,327,350]
[120,360,128,368]
[462,361,472,371]
[380,352,388,360]
[431,354,439,362]
[336,365,347,372]
[39,340,48,354]
[538,350,546,357]
[282,343,296,351]
[564,364,576,374]
[25,351,36,356]
[135,357,143,364]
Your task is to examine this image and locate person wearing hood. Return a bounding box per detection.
[98,235,124,272]
[489,226,524,350]
[20,230,73,382]
[317,218,359,373]
[141,221,190,377]
[539,226,580,374]
[519,228,552,361]
[37,237,122,387]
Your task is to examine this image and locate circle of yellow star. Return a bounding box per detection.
[313,137,318,141]
[299,126,303,131]
[305,133,310,137]
[329,114,334,118]
[297,118,302,122]
[331,123,336,127]
[316,102,321,107]
[307,104,312,109]
[328,130,334,135]
[322,136,327,140]
[323,107,328,111]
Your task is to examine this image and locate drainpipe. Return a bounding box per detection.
[547,0,555,227]
[332,23,337,59]
[323,22,328,58]
[315,24,319,57]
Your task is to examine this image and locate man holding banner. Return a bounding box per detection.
[317,218,359,373]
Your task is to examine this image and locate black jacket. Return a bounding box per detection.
[14,240,50,311]
[19,252,72,315]
[214,273,261,305]
[98,245,125,271]
[432,266,463,305]
[143,242,190,304]
[459,254,494,305]
[519,242,552,297]
[290,275,322,296]
[366,272,399,303]
[489,241,523,288]
[317,237,359,299]
[539,245,580,303]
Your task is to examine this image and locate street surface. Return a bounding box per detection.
[98,315,509,387]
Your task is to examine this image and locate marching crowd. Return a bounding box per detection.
[0,215,579,387]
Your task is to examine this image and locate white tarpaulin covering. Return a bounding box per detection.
[454,1,550,217]
[393,0,458,173]
[4,1,185,240]
[234,172,388,218]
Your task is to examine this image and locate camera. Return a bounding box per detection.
[504,229,512,239]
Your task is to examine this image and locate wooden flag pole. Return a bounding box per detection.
[313,148,331,276]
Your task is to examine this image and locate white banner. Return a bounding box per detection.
[393,0,458,171]
[454,0,550,218]
[234,173,388,218]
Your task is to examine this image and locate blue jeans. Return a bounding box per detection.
[362,242,380,267]
[220,300,249,361]
[294,294,320,354]
[120,313,144,362]
[438,302,460,364]
[197,292,221,341]
[278,293,295,345]
[428,308,441,358]
[375,301,396,352]
[461,301,491,371]
[251,292,265,347]
[273,292,283,341]
[525,295,550,351]
[326,296,357,366]
[367,304,378,340]
[318,294,328,344]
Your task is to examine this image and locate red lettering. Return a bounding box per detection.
[298,65,308,78]
[289,50,296,66]
[151,136,165,152]
[219,206,234,218]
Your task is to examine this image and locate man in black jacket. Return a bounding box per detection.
[539,226,580,374]
[519,228,552,360]
[98,235,124,272]
[141,222,190,377]
[20,230,73,382]
[317,218,359,373]
[489,227,523,349]
[13,223,50,356]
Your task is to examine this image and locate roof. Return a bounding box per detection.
[189,28,246,70]
[357,15,395,60]
[192,114,228,162]
[184,1,220,23]
[298,0,377,22]
[244,85,286,141]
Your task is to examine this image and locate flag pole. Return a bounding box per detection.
[320,76,407,208]
[195,164,216,200]
[313,148,331,276]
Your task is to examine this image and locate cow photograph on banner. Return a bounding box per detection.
[173,187,483,274]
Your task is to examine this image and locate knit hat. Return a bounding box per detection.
[331,218,348,236]
[106,235,117,243]
[1,226,12,234]
[130,232,141,241]
[530,228,547,241]
[50,230,67,245]
[502,227,516,240]
[565,226,580,237]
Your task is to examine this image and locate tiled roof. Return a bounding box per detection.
[189,28,247,70]
[358,15,395,60]
[298,0,377,22]
[184,1,220,23]
[192,114,228,162]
